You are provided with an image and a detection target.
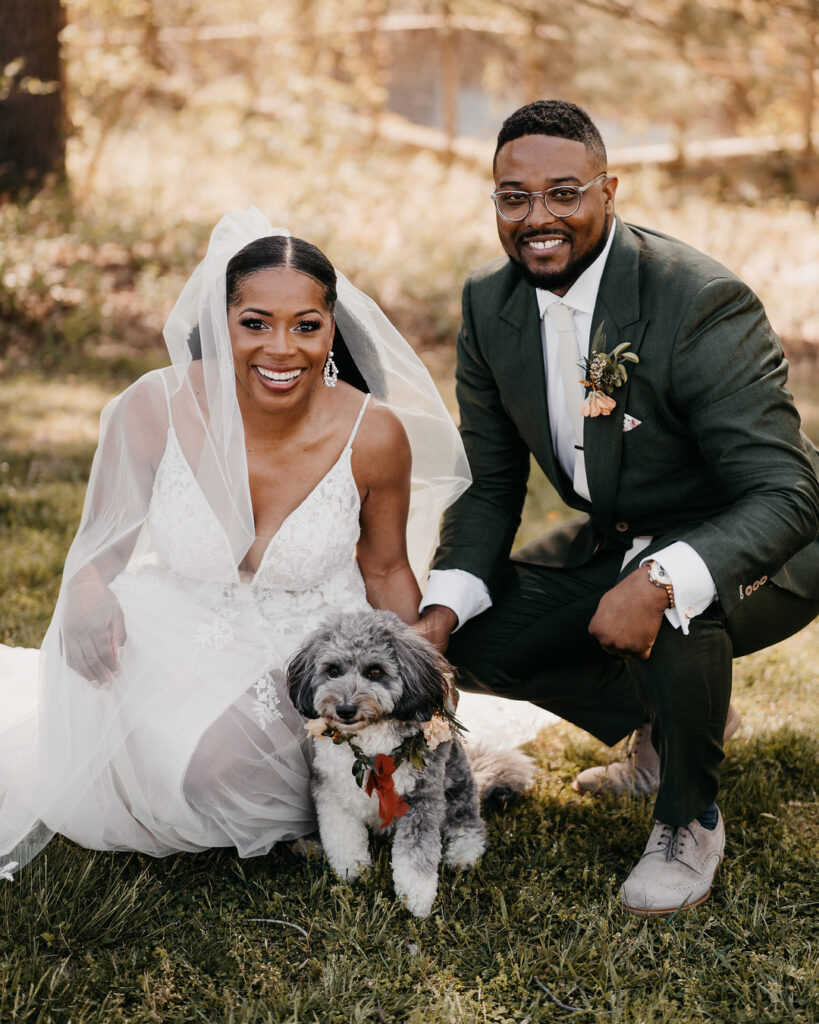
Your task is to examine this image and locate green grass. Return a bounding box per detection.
[1,371,817,1023]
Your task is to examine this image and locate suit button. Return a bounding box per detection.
[615,521,629,533]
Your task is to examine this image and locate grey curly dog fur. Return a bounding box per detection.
[287,609,534,917]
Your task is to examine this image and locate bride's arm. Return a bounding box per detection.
[61,375,167,684]
[355,405,422,624]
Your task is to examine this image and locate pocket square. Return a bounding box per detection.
[623,413,642,433]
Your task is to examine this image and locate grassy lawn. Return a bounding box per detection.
[1,367,817,1023]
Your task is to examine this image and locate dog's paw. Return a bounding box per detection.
[445,827,487,868]
[393,864,438,918]
[330,856,371,882]
[288,834,324,859]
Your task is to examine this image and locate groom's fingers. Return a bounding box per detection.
[589,569,666,659]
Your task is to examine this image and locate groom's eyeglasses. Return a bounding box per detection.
[491,172,608,221]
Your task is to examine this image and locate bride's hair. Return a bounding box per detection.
[225,235,337,313]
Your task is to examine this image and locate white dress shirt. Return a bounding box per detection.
[421,222,716,635]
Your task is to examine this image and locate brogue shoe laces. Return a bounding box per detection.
[654,823,700,862]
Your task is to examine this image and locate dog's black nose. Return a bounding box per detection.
[335,702,359,722]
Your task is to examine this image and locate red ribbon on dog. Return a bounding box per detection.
[364,753,410,828]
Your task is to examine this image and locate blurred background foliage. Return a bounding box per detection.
[0,0,817,380]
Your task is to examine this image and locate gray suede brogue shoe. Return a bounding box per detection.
[620,809,725,916]
[571,705,742,797]
[572,722,659,796]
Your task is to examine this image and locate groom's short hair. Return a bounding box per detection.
[494,100,608,170]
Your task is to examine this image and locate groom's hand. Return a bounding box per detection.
[589,566,669,660]
[414,605,458,653]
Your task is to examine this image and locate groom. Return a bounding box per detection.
[418,100,819,914]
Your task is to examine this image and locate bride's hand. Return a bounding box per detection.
[413,605,458,654]
[62,572,127,687]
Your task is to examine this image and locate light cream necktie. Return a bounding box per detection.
[547,302,589,498]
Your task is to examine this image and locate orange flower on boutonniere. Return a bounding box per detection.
[582,391,617,417]
[580,323,639,418]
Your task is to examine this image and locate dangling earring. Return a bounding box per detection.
[323,350,339,388]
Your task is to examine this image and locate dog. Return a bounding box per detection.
[287,609,535,918]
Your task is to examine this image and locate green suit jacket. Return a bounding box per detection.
[433,218,819,618]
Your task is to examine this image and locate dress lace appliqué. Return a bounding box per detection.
[251,671,284,728]
[192,618,236,650]
[148,428,237,583]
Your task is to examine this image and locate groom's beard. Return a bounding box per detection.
[511,213,612,293]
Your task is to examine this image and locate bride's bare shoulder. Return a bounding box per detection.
[351,394,410,484]
[124,363,205,417]
[103,368,167,420]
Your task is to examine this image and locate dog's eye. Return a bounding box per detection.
[326,665,342,678]
[365,665,385,681]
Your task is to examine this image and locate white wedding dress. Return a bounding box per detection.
[0,390,379,862]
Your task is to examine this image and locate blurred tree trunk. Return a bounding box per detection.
[0,0,66,194]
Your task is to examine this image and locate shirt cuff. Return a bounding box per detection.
[419,569,493,631]
[641,542,717,635]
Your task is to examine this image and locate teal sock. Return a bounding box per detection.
[696,803,718,830]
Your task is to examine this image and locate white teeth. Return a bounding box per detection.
[256,367,301,382]
[527,239,564,250]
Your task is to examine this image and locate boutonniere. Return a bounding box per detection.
[580,323,639,417]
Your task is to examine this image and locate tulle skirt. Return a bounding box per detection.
[0,569,322,866]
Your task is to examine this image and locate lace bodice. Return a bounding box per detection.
[145,392,371,631]
[148,429,363,592]
[148,427,238,583]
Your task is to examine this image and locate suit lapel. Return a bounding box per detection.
[583,220,649,522]
[498,277,569,498]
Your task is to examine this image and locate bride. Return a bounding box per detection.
[0,208,474,872]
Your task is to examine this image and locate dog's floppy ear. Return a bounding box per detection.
[390,628,451,722]
[286,636,321,719]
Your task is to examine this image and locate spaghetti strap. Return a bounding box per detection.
[343,393,371,452]
[158,371,172,419]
